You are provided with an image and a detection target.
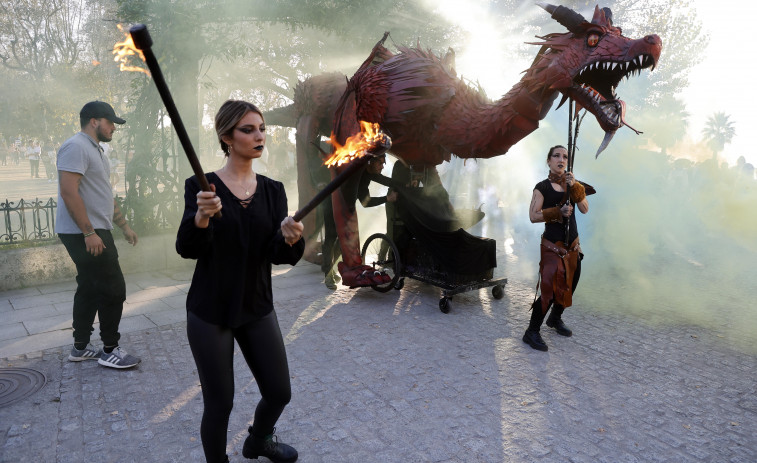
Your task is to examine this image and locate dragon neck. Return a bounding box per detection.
[436,73,558,159]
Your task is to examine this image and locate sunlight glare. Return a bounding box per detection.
[430,0,533,98]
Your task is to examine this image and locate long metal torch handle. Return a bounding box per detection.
[129,24,221,217]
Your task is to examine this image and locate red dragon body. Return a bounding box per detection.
[273,3,663,288]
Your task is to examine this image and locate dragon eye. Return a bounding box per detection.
[587,33,600,47]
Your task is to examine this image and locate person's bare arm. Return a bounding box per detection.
[529,189,546,223]
[530,188,567,223]
[113,200,138,246]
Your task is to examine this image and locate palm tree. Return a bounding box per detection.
[702,112,736,157]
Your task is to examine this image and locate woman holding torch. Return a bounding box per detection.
[176,100,303,462]
[523,144,589,352]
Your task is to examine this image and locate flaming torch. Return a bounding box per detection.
[118,24,220,216]
[292,122,391,222]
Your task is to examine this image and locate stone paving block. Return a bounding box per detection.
[22,313,72,335]
[122,298,174,317]
[0,286,40,299]
[9,290,76,310]
[0,327,72,358]
[146,308,186,327]
[109,314,157,334]
[0,322,27,342]
[126,271,191,290]
[36,281,77,294]
[2,304,60,324]
[161,293,188,309]
[125,285,185,303]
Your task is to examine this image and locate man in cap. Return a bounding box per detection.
[57,101,141,369]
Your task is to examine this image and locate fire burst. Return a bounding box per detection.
[113,24,150,76]
[325,121,388,167]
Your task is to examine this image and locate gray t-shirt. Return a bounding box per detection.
[55,132,114,234]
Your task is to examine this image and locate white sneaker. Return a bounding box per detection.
[68,343,102,362]
[98,346,141,369]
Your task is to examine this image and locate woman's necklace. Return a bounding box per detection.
[223,167,255,196]
[238,176,254,196]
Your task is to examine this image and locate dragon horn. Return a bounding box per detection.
[536,2,587,34]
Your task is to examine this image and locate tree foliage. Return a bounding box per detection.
[0,0,82,78]
[702,111,735,155]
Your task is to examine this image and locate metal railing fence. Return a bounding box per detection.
[1,195,181,246]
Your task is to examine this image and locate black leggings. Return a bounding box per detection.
[187,310,292,463]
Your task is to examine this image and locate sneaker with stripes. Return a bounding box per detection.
[68,343,102,362]
[98,346,141,369]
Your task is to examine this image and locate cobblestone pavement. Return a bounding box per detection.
[1,252,755,462]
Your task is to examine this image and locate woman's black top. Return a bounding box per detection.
[535,179,579,244]
[176,172,304,327]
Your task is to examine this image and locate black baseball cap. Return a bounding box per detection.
[80,101,126,124]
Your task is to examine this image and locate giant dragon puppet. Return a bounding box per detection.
[271,3,662,288]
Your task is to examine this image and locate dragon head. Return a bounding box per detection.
[530,3,662,156]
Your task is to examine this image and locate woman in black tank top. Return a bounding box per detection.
[523,145,589,352]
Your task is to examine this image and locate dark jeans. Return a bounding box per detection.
[187,310,292,463]
[59,230,126,346]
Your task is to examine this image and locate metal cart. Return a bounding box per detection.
[360,226,506,313]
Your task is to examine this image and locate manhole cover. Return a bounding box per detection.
[0,368,47,407]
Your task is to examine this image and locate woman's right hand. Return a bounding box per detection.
[560,203,573,217]
[194,184,221,227]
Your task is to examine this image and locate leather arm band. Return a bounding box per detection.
[541,206,563,223]
[570,181,586,203]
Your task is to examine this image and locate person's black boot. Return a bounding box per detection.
[242,427,298,462]
[522,299,548,351]
[522,330,548,351]
[546,304,572,337]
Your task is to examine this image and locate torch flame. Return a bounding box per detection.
[113,24,150,76]
[325,121,386,167]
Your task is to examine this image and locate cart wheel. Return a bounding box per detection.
[439,297,451,313]
[361,233,401,293]
[492,284,504,300]
[394,278,405,290]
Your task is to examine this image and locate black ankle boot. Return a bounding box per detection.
[523,299,548,351]
[522,330,548,351]
[242,427,298,462]
[546,305,572,337]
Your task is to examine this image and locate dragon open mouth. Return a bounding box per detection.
[567,53,656,132]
